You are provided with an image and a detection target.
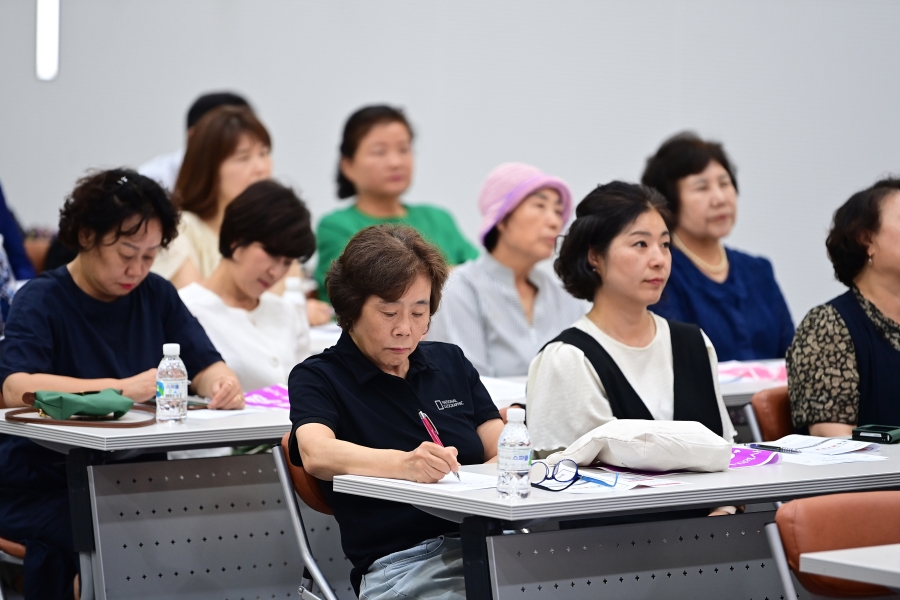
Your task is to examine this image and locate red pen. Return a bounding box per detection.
[418,410,461,481]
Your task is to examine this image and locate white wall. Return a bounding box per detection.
[2,0,899,321]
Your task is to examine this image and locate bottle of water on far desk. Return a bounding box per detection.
[156,343,188,424]
[497,408,532,499]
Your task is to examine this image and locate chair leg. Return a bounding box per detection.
[272,448,340,600]
[743,403,764,443]
[765,522,798,600]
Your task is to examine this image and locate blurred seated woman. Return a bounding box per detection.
[527,182,735,459]
[642,133,794,361]
[180,180,316,391]
[429,163,588,377]
[314,105,478,299]
[290,225,503,600]
[0,169,243,599]
[152,105,272,287]
[787,178,900,437]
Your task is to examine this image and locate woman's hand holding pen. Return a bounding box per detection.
[403,442,460,483]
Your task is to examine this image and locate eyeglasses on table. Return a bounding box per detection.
[529,459,618,492]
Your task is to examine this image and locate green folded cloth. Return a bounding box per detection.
[34,388,134,420]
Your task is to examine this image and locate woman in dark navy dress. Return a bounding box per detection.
[0,169,243,599]
[642,132,794,361]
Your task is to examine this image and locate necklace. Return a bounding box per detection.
[672,233,729,274]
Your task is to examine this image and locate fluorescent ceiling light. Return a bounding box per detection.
[36,0,60,81]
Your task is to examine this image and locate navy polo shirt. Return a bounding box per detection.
[288,331,500,592]
[0,266,222,493]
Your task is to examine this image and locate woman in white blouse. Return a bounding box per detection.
[527,181,735,458]
[179,180,316,391]
[429,163,587,377]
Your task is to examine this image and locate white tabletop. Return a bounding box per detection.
[333,445,900,522]
[0,407,291,451]
[801,543,900,589]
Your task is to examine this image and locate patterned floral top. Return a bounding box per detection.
[787,287,900,428]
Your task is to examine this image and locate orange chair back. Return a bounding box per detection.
[280,432,333,516]
[750,386,793,441]
[0,536,25,560]
[776,491,900,597]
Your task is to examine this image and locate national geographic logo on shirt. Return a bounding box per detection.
[434,399,464,410]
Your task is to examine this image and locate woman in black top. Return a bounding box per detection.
[788,178,900,436]
[0,169,243,599]
[289,224,503,599]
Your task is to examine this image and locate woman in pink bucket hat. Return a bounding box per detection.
[429,163,588,378]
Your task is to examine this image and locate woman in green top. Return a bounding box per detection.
[314,105,478,298]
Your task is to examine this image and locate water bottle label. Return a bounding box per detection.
[498,447,532,472]
[156,379,187,400]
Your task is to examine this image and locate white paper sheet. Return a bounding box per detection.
[779,453,888,466]
[367,471,498,493]
[480,377,527,409]
[770,434,877,455]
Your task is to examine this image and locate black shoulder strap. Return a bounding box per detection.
[545,328,654,421]
[668,321,723,436]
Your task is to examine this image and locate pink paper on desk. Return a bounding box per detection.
[718,361,786,382]
[729,447,780,468]
[245,384,290,410]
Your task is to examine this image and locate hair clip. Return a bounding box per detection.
[117,175,129,185]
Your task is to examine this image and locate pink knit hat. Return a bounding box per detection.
[477,163,573,246]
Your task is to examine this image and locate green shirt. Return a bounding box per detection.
[314,203,479,299]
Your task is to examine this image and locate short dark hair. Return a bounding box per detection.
[336,105,414,199]
[641,132,737,219]
[174,105,271,220]
[186,92,250,130]
[555,181,671,300]
[58,168,179,252]
[326,225,449,330]
[219,180,316,262]
[826,177,900,287]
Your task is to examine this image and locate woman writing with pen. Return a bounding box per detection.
[288,224,503,600]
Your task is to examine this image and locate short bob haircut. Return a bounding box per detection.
[58,168,179,252]
[555,181,671,300]
[826,177,900,287]
[175,105,271,221]
[219,180,316,262]
[326,224,449,330]
[641,132,737,219]
[336,105,414,200]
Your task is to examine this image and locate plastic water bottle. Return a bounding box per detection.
[497,408,532,499]
[156,343,188,424]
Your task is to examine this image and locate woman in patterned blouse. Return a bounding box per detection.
[787,178,900,436]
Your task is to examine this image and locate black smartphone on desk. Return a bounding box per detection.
[852,424,900,444]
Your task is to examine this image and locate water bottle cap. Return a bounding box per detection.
[285,277,302,291]
[507,407,525,422]
[162,343,180,356]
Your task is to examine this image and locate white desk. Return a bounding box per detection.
[0,407,298,600]
[801,543,900,590]
[0,406,291,451]
[334,446,900,599]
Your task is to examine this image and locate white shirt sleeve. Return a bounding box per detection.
[526,342,616,454]
[701,330,737,441]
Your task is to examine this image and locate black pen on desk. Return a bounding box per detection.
[749,444,800,454]
[418,410,461,482]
